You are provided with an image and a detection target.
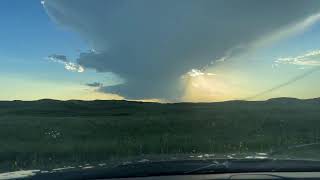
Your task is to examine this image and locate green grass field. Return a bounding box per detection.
[1,98,320,172]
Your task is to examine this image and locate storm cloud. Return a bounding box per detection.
[43,0,320,100]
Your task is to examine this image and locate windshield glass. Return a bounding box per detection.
[2,0,320,177]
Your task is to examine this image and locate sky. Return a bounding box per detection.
[1,0,320,102]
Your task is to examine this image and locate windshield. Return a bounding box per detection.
[1,0,320,178]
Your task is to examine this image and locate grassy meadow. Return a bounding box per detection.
[1,98,320,171]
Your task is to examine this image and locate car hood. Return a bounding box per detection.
[4,157,320,180]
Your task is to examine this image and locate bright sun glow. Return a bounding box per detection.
[182,70,240,102]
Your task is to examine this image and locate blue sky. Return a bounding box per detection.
[0,0,82,78]
[0,0,122,100]
[1,0,320,101]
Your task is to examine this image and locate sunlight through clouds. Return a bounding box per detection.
[182,69,245,102]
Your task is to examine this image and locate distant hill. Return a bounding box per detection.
[1,96,319,104]
[0,97,319,116]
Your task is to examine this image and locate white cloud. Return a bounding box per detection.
[187,69,216,77]
[276,50,320,66]
[188,69,205,77]
[64,62,84,72]
[47,54,84,73]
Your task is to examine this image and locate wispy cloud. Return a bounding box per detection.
[253,13,320,49]
[246,50,320,100]
[275,50,320,66]
[47,54,84,72]
[244,66,320,100]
